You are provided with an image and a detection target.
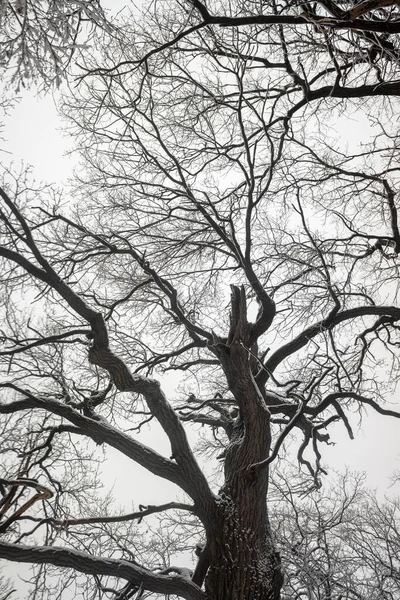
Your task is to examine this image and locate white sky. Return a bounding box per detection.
[2,92,75,183]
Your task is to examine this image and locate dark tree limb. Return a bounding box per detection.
[24,502,195,529]
[192,544,210,587]
[0,188,215,518]
[0,384,214,516]
[312,391,400,418]
[0,329,89,356]
[0,542,206,600]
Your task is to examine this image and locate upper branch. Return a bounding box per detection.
[259,305,400,385]
[46,211,213,343]
[205,12,400,34]
[311,391,400,418]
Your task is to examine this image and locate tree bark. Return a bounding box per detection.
[205,496,283,600]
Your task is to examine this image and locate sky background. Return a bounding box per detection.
[0,12,399,595]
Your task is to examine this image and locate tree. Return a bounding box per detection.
[1,0,400,598]
[0,0,111,87]
[272,470,400,599]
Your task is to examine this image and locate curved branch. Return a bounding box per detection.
[78,7,400,85]
[312,391,400,418]
[0,542,206,600]
[259,305,400,384]
[249,401,306,471]
[0,384,211,510]
[135,341,208,372]
[0,479,53,534]
[0,329,89,356]
[246,264,276,341]
[0,191,215,516]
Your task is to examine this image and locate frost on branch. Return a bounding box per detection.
[0,0,112,88]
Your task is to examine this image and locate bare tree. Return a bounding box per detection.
[267,470,400,599]
[1,0,400,599]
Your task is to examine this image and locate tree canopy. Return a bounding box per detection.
[0,0,400,599]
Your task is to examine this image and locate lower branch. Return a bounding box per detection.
[0,542,206,600]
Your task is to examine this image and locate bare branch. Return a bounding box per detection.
[0,542,206,600]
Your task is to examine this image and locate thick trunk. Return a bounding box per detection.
[205,495,283,600]
[202,287,283,599]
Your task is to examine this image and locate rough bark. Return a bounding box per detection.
[205,498,283,600]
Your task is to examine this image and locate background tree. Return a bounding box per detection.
[272,470,400,599]
[1,0,400,599]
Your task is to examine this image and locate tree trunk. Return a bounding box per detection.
[205,494,283,600]
[202,286,283,599]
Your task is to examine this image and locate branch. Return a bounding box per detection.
[136,341,208,372]
[259,305,400,384]
[0,329,89,356]
[0,542,206,600]
[0,191,215,516]
[245,265,276,341]
[0,479,53,534]
[192,544,210,587]
[78,6,400,85]
[206,13,400,34]
[0,384,204,506]
[44,211,213,342]
[188,0,211,20]
[31,502,195,528]
[248,401,307,471]
[308,81,400,100]
[312,391,400,419]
